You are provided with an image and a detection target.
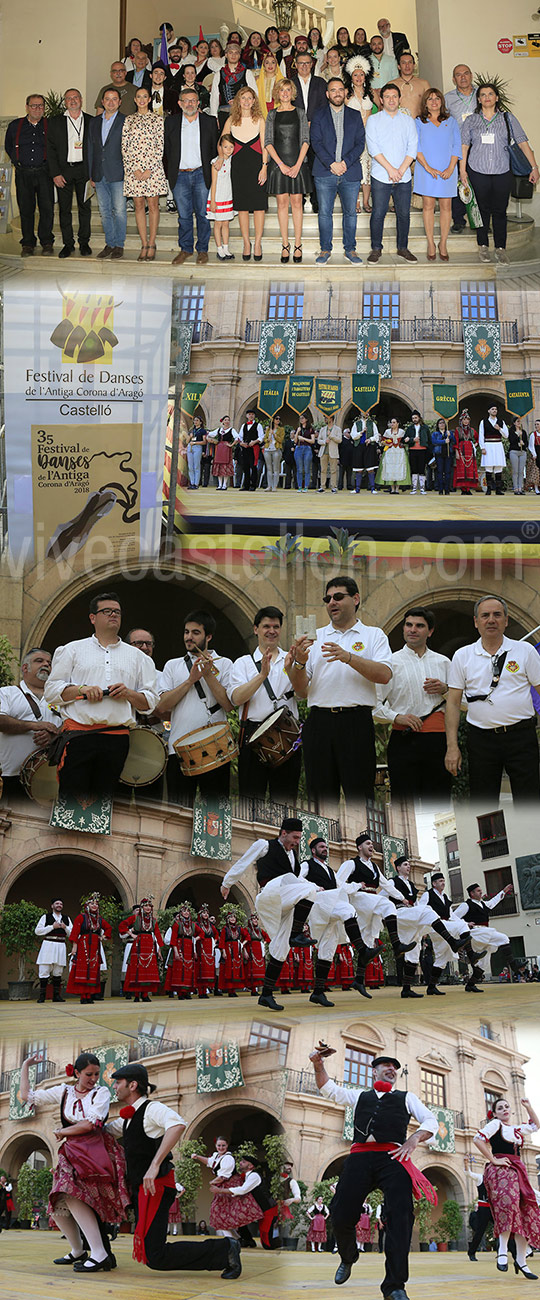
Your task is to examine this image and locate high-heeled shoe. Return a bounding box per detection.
[514,1262,538,1279]
[438,244,449,261]
[146,245,156,261]
[281,244,290,263]
[427,248,436,262]
[242,244,251,261]
[137,247,148,261]
[253,247,263,261]
[497,1256,508,1272]
[293,245,302,262]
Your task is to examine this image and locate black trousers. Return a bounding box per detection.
[408,448,427,476]
[240,446,258,490]
[469,1204,492,1255]
[15,164,54,246]
[467,166,512,249]
[387,729,452,799]
[339,462,353,490]
[238,732,301,802]
[466,716,540,801]
[451,192,467,227]
[59,732,130,801]
[166,753,230,807]
[303,706,376,804]
[143,1186,229,1271]
[56,162,91,248]
[331,1152,414,1296]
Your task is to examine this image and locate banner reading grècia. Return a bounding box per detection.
[432,385,459,418]
[3,279,172,559]
[505,379,534,418]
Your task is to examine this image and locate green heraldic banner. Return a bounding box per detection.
[505,380,534,418]
[430,1108,456,1153]
[356,321,392,378]
[463,321,502,375]
[288,375,314,415]
[257,321,297,374]
[315,379,342,415]
[181,382,207,419]
[432,385,459,418]
[176,322,194,375]
[196,1042,244,1092]
[352,375,380,412]
[191,796,233,860]
[258,378,287,417]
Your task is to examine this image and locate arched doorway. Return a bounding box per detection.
[165,873,253,920]
[3,853,126,914]
[187,1103,284,1221]
[321,1152,348,1181]
[1,1132,53,1177]
[459,391,511,431]
[414,1163,467,1247]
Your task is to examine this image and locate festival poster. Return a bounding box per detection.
[315,379,342,416]
[32,423,141,560]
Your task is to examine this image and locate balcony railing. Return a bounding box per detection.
[244,317,520,345]
[479,837,509,860]
[130,1037,180,1060]
[230,797,341,842]
[0,1060,58,1093]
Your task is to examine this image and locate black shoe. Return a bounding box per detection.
[401,988,423,998]
[335,1258,357,1284]
[497,1257,508,1272]
[258,992,284,1011]
[73,1257,112,1272]
[52,993,66,1002]
[468,1251,477,1261]
[79,245,92,257]
[352,979,372,999]
[394,941,416,956]
[58,246,74,258]
[309,991,335,1007]
[37,992,46,1003]
[465,982,483,993]
[451,223,465,233]
[222,1239,242,1279]
[387,1291,411,1300]
[426,986,445,995]
[514,1262,538,1279]
[54,1252,88,1265]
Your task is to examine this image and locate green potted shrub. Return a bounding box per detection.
[415,1191,434,1251]
[290,1199,310,1251]
[436,1199,463,1251]
[174,1138,206,1234]
[0,900,43,999]
[14,1162,35,1227]
[35,1167,53,1227]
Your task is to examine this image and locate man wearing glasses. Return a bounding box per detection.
[44,591,158,802]
[288,575,392,806]
[5,94,55,256]
[445,595,540,800]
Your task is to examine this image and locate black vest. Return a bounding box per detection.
[489,1124,520,1156]
[461,899,491,926]
[44,912,71,938]
[304,856,337,890]
[246,1176,276,1211]
[392,877,418,905]
[123,1099,174,1194]
[349,856,380,887]
[353,1089,410,1144]
[219,66,248,108]
[427,888,451,920]
[256,838,299,887]
[241,421,259,446]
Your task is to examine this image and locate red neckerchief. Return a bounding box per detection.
[222,60,246,84]
[373,1081,393,1093]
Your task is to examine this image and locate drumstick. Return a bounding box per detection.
[72,688,112,700]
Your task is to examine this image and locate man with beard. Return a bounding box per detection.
[34,897,73,1003]
[158,609,234,804]
[0,647,59,802]
[230,605,301,802]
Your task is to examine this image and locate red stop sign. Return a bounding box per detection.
[497,37,513,53]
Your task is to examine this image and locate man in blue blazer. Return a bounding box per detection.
[310,79,365,264]
[88,88,127,258]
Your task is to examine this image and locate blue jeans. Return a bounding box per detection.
[94,179,127,247]
[314,175,360,252]
[295,445,312,489]
[187,443,203,486]
[435,454,453,492]
[370,177,412,250]
[172,168,210,253]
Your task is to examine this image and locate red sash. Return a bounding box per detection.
[349,1143,438,1204]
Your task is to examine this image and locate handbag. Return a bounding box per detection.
[61,1129,114,1180]
[504,112,534,198]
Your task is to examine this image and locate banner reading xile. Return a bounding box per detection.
[4,279,172,558]
[432,385,459,418]
[505,380,534,417]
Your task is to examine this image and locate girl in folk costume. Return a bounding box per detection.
[207,133,237,262]
[66,895,111,1005]
[356,1200,373,1250]
[474,1095,540,1278]
[244,912,268,994]
[292,923,315,991]
[164,903,197,999]
[195,904,220,997]
[192,1137,237,1236]
[218,904,249,997]
[526,419,540,494]
[376,419,411,493]
[333,942,355,990]
[453,408,479,494]
[207,422,235,490]
[211,1150,275,1245]
[120,897,164,1002]
[168,1182,185,1235]
[306,1195,330,1249]
[20,1050,129,1273]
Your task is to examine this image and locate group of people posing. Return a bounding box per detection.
[6,20,538,264]
[183,407,540,498]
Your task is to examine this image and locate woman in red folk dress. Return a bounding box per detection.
[20,1050,129,1273]
[218,906,249,997]
[244,913,268,995]
[453,409,479,494]
[195,904,219,998]
[120,897,163,1003]
[292,924,315,992]
[165,904,197,999]
[67,896,111,1005]
[277,948,294,994]
[474,1094,540,1278]
[306,1196,330,1250]
[333,942,356,989]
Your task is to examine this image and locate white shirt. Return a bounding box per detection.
[351,420,379,444]
[209,1150,236,1177]
[65,111,85,163]
[230,648,298,722]
[107,1092,185,1139]
[319,1078,439,1135]
[160,650,234,752]
[374,644,450,724]
[448,635,540,728]
[478,418,509,449]
[44,636,159,726]
[35,911,73,939]
[223,836,296,889]
[208,425,239,443]
[300,854,337,886]
[230,1171,261,1196]
[297,75,311,113]
[453,889,506,922]
[180,115,202,170]
[338,856,403,902]
[477,1118,537,1145]
[0,681,58,775]
[29,1083,110,1123]
[305,619,392,708]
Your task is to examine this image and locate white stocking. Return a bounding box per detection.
[515,1233,529,1267]
[64,1196,108,1262]
[498,1229,510,1261]
[52,1209,84,1257]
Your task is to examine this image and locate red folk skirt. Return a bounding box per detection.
[218,940,246,991]
[124,934,161,994]
[196,933,216,991]
[209,1176,264,1230]
[49,1132,130,1226]
[307,1212,328,1242]
[484,1159,540,1244]
[66,934,102,997]
[245,939,266,989]
[164,937,196,993]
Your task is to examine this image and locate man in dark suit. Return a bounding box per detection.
[87,88,126,259]
[310,80,365,264]
[47,89,92,257]
[126,49,152,93]
[164,86,218,266]
[377,18,410,62]
[292,51,327,213]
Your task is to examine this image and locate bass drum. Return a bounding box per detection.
[174,721,237,776]
[119,725,168,787]
[20,749,59,805]
[248,706,301,768]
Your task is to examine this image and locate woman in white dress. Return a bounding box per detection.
[376,418,411,492]
[345,56,376,212]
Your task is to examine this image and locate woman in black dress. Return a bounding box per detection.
[223,87,268,261]
[265,79,310,263]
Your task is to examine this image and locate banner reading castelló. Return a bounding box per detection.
[3,279,172,560]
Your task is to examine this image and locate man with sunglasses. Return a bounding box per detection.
[445,595,540,800]
[288,576,392,806]
[44,591,158,802]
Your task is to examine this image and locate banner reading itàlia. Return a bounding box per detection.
[258,378,287,417]
[3,279,172,559]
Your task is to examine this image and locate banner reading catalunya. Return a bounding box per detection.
[3,279,172,560]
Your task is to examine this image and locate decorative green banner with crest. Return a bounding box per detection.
[505,380,534,418]
[356,321,392,377]
[9,1065,37,1120]
[180,381,207,419]
[50,794,112,835]
[343,1104,355,1141]
[93,1044,130,1096]
[429,1107,455,1152]
[176,321,194,374]
[196,1041,244,1093]
[315,379,342,416]
[299,815,330,863]
[288,375,314,415]
[432,384,459,419]
[351,375,380,412]
[258,378,287,418]
[257,321,297,374]
[382,834,408,879]
[463,322,502,375]
[191,796,232,861]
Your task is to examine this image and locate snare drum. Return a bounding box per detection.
[248,706,301,768]
[119,725,168,787]
[20,749,59,805]
[174,722,237,776]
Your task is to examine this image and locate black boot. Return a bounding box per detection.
[258,956,285,1011]
[37,978,48,1004]
[486,472,493,496]
[289,898,314,946]
[384,914,415,957]
[401,961,423,999]
[426,966,446,995]
[309,959,334,1007]
[352,952,372,998]
[432,919,468,954]
[52,976,65,1003]
[462,939,487,964]
[343,917,376,965]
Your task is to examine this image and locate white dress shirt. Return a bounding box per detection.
[160,651,234,753]
[448,635,540,728]
[319,1078,439,1136]
[65,112,85,163]
[230,648,298,722]
[453,889,506,923]
[44,636,159,726]
[374,645,450,724]
[305,619,392,708]
[477,1118,537,1145]
[222,836,296,888]
[229,1171,261,1196]
[107,1092,185,1139]
[0,681,58,775]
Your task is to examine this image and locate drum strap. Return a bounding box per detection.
[184,654,222,715]
[18,687,43,720]
[251,655,295,707]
